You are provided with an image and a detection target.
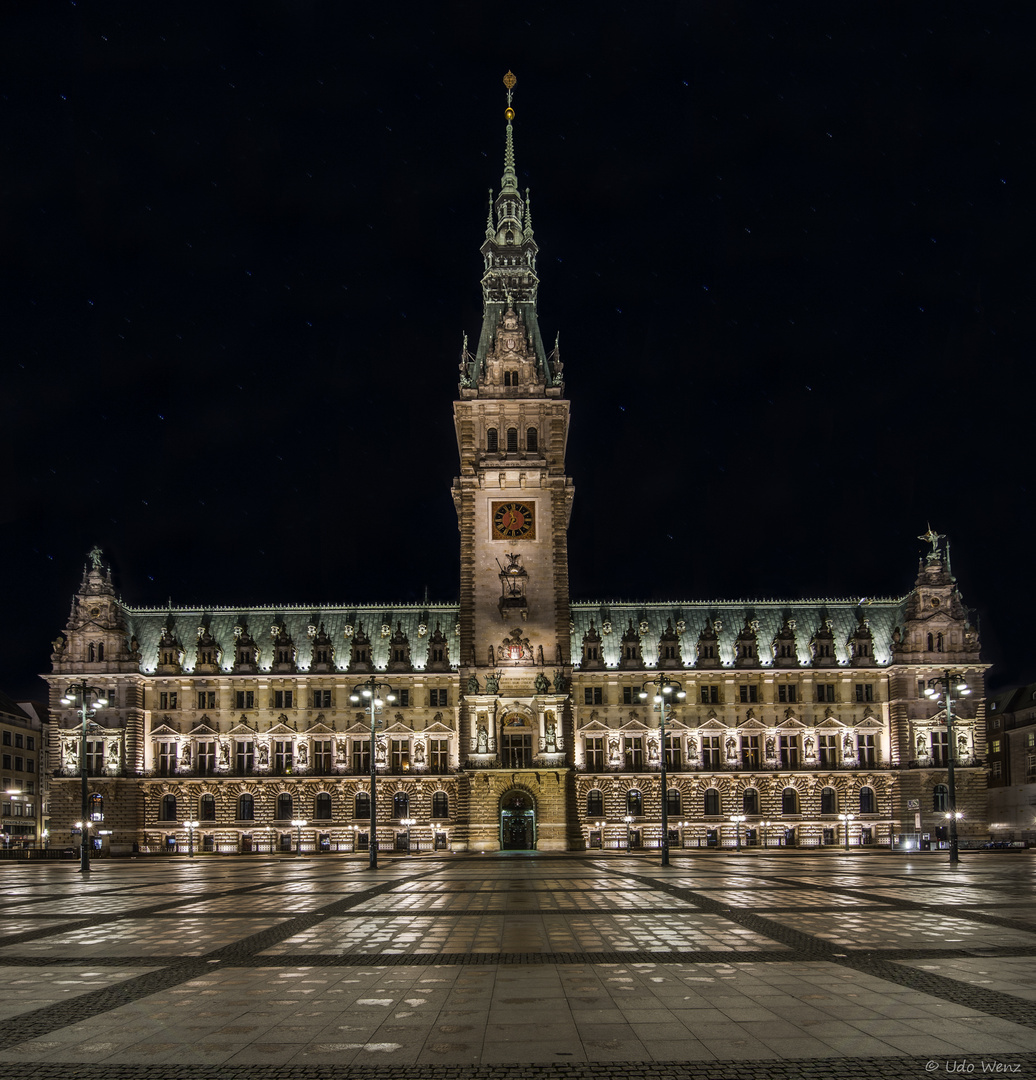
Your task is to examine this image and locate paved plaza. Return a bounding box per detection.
[0,851,1034,1079]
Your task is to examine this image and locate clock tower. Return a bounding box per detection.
[452,73,576,849]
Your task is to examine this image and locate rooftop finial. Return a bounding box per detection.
[501,71,518,193]
[524,187,534,237]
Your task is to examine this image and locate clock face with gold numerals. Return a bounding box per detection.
[491,500,535,540]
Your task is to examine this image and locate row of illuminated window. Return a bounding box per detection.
[486,427,538,453]
[156,687,450,711]
[1,755,34,773]
[585,786,880,819]
[583,734,879,770]
[155,790,449,823]
[1,802,35,817]
[581,683,875,707]
[1,780,34,795]
[1,732,35,750]
[155,738,450,773]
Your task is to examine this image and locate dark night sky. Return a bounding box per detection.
[4,3,1033,701]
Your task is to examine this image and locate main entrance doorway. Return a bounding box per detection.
[500,790,536,850]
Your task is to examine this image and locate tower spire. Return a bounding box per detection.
[501,70,518,194]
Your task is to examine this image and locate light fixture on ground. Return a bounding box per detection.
[291,818,307,857]
[623,814,633,853]
[349,677,396,871]
[183,819,199,857]
[400,817,415,854]
[760,819,771,848]
[837,812,855,851]
[924,670,971,866]
[730,814,746,852]
[638,675,686,867]
[59,680,108,874]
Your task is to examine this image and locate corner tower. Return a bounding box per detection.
[453,73,574,681]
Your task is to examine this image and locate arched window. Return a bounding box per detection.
[393,792,409,818]
[586,789,603,818]
[487,428,498,452]
[782,787,799,815]
[704,788,720,816]
[237,794,254,821]
[355,791,370,819]
[927,632,934,651]
[88,643,95,662]
[626,789,643,817]
[820,787,837,815]
[859,786,875,814]
[933,784,948,812]
[88,793,103,821]
[666,788,681,816]
[936,632,944,651]
[506,427,518,452]
[526,427,538,453]
[276,792,293,820]
[431,791,449,819]
[160,794,177,821]
[199,794,216,821]
[743,788,759,815]
[314,793,332,820]
[97,643,104,661]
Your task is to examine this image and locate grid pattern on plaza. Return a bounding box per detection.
[0,853,1034,1078]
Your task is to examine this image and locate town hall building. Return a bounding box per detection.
[43,76,988,857]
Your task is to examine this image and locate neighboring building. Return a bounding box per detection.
[0,690,42,846]
[986,682,1036,843]
[41,78,989,856]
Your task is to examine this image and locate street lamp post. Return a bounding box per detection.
[730,814,746,852]
[401,817,415,855]
[184,819,199,857]
[59,680,108,874]
[760,819,770,849]
[291,818,307,857]
[350,677,396,871]
[624,814,633,853]
[838,812,855,851]
[639,676,686,867]
[925,670,972,866]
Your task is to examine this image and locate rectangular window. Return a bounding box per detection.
[738,685,758,703]
[352,739,371,774]
[310,689,330,708]
[584,686,603,705]
[991,739,1001,754]
[664,734,681,769]
[390,739,409,772]
[26,781,34,795]
[700,685,719,704]
[816,684,835,703]
[12,802,22,817]
[1028,732,1035,749]
[855,683,874,703]
[501,732,532,768]
[14,734,23,749]
[1,755,9,770]
[1,732,9,745]
[86,740,105,775]
[741,735,759,770]
[624,737,644,770]
[26,736,34,751]
[585,736,604,771]
[990,760,1002,779]
[429,738,448,772]
[818,734,837,766]
[1028,755,1036,784]
[159,691,178,710]
[235,741,254,774]
[931,730,948,765]
[196,691,216,710]
[702,735,721,769]
[158,742,177,775]
[429,689,448,707]
[26,760,34,774]
[274,740,293,771]
[196,741,216,775]
[918,679,926,698]
[622,686,638,705]
[235,690,255,710]
[274,689,294,709]
[396,688,410,707]
[14,757,23,772]
[858,734,876,766]
[779,736,799,768]
[313,739,332,773]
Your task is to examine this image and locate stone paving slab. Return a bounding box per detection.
[0,852,1035,1077]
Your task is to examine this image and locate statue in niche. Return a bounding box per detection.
[181,742,192,767]
[843,733,854,755]
[107,741,119,764]
[258,743,269,766]
[375,736,386,765]
[534,672,550,694]
[957,733,968,757]
[335,739,347,763]
[608,737,621,765]
[484,671,500,695]
[219,741,230,767]
[765,736,775,758]
[466,673,481,694]
[686,736,697,759]
[648,738,659,763]
[296,742,308,767]
[804,736,814,757]
[477,724,489,753]
[725,736,737,760]
[414,742,425,765]
[916,732,927,757]
[64,740,78,771]
[552,669,567,694]
[544,711,557,750]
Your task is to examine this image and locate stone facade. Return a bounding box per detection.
[42,79,989,856]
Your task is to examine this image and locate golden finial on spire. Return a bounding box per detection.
[503,70,516,118]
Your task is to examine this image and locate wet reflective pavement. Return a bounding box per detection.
[0,851,1034,1079]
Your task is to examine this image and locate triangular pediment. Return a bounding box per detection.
[382,721,413,735]
[266,721,296,735]
[227,722,257,736]
[187,721,219,737]
[423,720,454,734]
[856,715,883,730]
[619,718,650,732]
[699,717,727,731]
[307,722,334,735]
[580,719,612,734]
[737,717,768,732]
[150,722,179,737]
[776,716,806,730]
[815,715,847,729]
[346,721,371,735]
